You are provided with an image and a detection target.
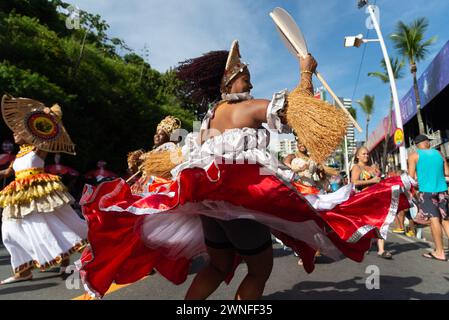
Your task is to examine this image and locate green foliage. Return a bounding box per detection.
[347,106,357,121]
[390,17,436,135]
[357,95,375,120]
[357,95,375,142]
[390,18,437,65]
[0,3,197,174]
[368,57,405,84]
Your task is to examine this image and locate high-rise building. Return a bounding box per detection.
[340,98,356,158]
[277,139,298,157]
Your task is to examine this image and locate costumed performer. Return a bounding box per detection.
[77,41,411,299]
[0,95,88,284]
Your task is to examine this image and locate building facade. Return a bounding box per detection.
[277,139,298,157]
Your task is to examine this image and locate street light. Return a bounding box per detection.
[344,34,379,48]
[344,0,408,172]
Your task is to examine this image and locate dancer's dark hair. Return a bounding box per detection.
[176,51,228,112]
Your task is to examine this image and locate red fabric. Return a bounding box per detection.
[291,181,320,195]
[147,176,172,192]
[79,163,410,298]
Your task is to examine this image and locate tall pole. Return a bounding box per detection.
[344,136,350,183]
[367,5,407,171]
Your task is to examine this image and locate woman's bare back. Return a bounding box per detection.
[204,99,270,142]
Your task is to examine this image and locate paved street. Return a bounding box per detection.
[0,232,448,300]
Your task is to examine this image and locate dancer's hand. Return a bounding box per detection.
[371,176,381,183]
[300,54,317,74]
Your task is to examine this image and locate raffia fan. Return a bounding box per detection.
[1,95,76,155]
[142,148,184,179]
[286,88,347,164]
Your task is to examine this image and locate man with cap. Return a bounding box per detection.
[408,134,449,261]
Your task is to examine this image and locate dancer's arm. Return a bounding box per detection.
[439,151,449,177]
[297,54,317,97]
[244,55,318,125]
[0,166,13,178]
[407,152,418,180]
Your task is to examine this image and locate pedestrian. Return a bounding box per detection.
[408,134,449,261]
[0,95,88,284]
[389,168,416,237]
[351,146,393,259]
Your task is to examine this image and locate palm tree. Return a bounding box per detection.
[347,106,357,121]
[390,18,437,134]
[357,95,375,143]
[368,57,405,170]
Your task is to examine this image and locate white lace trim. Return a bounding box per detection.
[173,128,293,181]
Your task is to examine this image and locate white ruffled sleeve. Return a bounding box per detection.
[266,89,291,134]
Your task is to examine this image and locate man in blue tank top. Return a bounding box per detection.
[408,134,449,261]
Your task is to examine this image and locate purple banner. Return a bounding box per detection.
[367,40,449,149]
[399,39,449,124]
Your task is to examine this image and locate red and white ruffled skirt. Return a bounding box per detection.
[77,162,411,298]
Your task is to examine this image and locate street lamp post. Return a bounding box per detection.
[345,1,408,172]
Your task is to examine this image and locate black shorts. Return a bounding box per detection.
[200,215,272,256]
[417,192,448,220]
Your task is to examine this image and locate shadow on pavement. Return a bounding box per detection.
[386,241,431,256]
[0,255,10,266]
[263,275,449,300]
[0,282,58,296]
[188,245,298,275]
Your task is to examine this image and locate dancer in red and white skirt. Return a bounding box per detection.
[77,41,411,299]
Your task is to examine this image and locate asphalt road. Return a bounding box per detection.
[0,232,448,300]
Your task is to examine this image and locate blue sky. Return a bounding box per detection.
[70,0,449,142]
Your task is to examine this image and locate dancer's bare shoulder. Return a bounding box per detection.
[232,99,271,126]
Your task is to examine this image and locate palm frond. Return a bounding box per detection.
[347,106,357,121]
[368,71,389,83]
[356,95,375,117]
[390,17,435,64]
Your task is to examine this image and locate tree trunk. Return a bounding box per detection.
[381,94,393,172]
[365,119,370,144]
[412,66,426,134]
